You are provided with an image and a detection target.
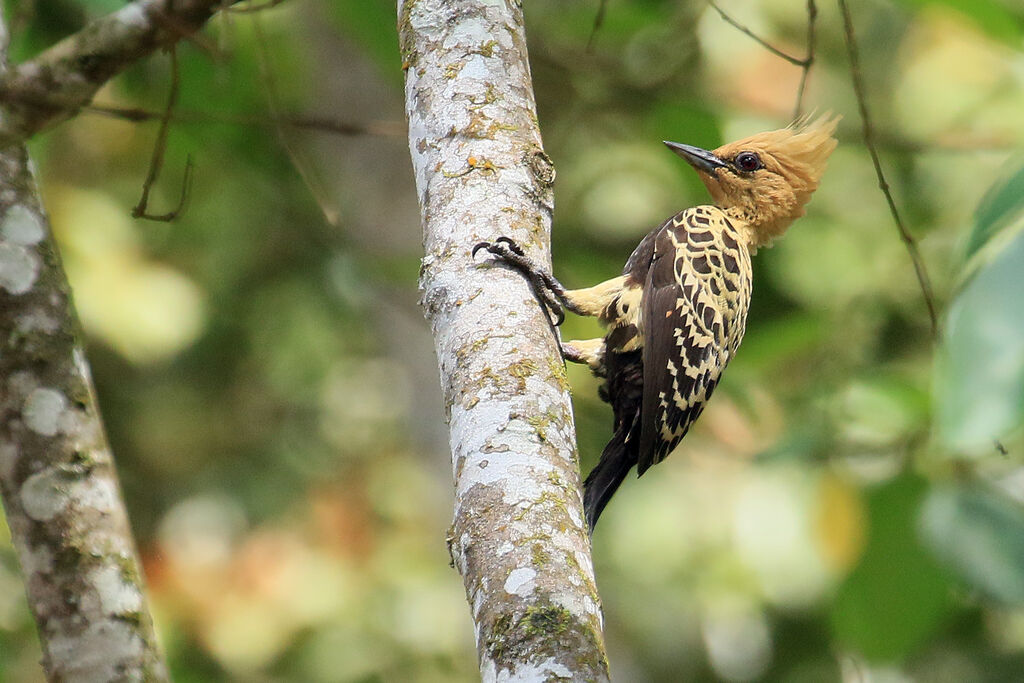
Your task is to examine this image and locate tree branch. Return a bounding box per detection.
[793,0,817,120]
[399,1,609,680]
[0,12,168,682]
[249,9,339,225]
[705,0,817,120]
[707,0,808,67]
[84,103,405,137]
[838,0,940,339]
[586,0,609,52]
[131,46,193,222]
[0,0,243,147]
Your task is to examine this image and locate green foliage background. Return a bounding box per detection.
[2,0,1024,680]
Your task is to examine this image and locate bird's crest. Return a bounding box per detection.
[718,114,839,183]
[676,114,840,249]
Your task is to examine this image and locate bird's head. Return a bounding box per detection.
[665,115,839,249]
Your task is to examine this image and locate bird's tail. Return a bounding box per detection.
[582,426,635,535]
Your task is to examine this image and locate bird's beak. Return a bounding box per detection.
[663,141,728,174]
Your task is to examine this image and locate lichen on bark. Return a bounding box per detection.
[0,11,168,677]
[399,0,610,679]
[0,144,169,683]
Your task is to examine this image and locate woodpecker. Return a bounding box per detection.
[474,116,839,533]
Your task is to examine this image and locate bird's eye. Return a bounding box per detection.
[734,151,762,172]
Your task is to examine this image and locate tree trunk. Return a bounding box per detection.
[398,1,610,680]
[0,11,168,683]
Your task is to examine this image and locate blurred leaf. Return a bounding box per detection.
[6,0,87,61]
[51,187,208,363]
[921,485,1024,605]
[734,314,826,373]
[329,0,401,81]
[647,101,720,147]
[647,101,722,197]
[937,202,1024,453]
[964,162,1024,264]
[246,277,347,398]
[815,475,867,573]
[837,375,930,448]
[79,0,124,15]
[892,0,1024,45]
[531,0,678,47]
[831,475,954,661]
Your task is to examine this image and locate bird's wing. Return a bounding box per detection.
[637,207,743,475]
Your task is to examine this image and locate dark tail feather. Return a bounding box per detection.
[582,428,635,535]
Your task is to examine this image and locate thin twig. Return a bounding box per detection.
[707,0,808,66]
[838,0,939,339]
[84,103,404,136]
[792,0,817,119]
[132,46,192,222]
[226,0,286,12]
[586,0,609,53]
[250,10,340,224]
[148,6,224,60]
[90,102,1020,153]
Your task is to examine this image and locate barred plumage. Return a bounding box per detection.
[638,206,751,473]
[474,115,839,533]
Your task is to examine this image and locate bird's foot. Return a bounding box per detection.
[560,343,588,365]
[560,339,607,377]
[473,237,566,326]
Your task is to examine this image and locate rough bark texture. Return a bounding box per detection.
[0,13,169,683]
[0,0,233,147]
[399,1,610,680]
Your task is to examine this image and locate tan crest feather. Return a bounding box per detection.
[702,114,840,248]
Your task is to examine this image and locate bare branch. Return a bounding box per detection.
[586,0,609,52]
[0,0,249,147]
[707,1,809,67]
[85,103,405,136]
[838,0,940,339]
[399,0,609,679]
[250,11,339,225]
[705,0,817,120]
[132,46,193,222]
[226,0,286,13]
[793,0,817,119]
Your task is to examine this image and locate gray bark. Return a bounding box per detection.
[399,1,610,680]
[0,10,168,683]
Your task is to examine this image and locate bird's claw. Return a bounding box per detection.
[472,241,493,259]
[472,238,525,262]
[472,243,485,258]
[472,237,566,327]
[542,296,565,327]
[494,236,525,256]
